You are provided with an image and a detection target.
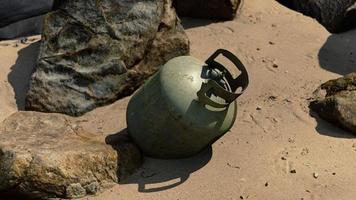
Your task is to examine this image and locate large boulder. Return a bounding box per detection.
[173,0,243,20]
[0,0,54,28]
[0,15,44,40]
[277,0,356,33]
[25,0,189,116]
[0,111,142,199]
[310,73,356,134]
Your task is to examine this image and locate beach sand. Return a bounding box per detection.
[0,0,355,199]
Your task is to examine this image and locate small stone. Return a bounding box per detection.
[290,169,297,174]
[281,157,287,160]
[269,41,275,45]
[268,95,277,101]
[271,24,277,27]
[313,173,319,179]
[20,37,28,44]
[332,172,336,175]
[272,63,279,68]
[240,196,244,199]
[284,99,292,103]
[265,182,269,187]
[256,106,262,110]
[256,48,261,51]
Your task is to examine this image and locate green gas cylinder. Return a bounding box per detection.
[127,49,249,158]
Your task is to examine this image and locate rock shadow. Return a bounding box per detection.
[180,17,217,29]
[0,191,36,200]
[318,30,356,75]
[276,0,295,10]
[7,41,40,110]
[106,129,212,193]
[309,109,355,139]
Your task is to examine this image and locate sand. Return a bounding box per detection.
[1,0,356,199]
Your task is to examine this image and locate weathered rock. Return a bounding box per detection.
[0,0,54,28]
[173,0,243,20]
[25,0,189,116]
[0,112,142,199]
[310,73,356,133]
[277,0,356,33]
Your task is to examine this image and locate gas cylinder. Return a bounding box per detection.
[127,49,249,158]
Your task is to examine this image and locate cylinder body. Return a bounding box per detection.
[127,56,237,158]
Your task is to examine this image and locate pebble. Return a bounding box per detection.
[313,173,319,179]
[290,169,296,174]
[256,106,262,110]
[269,41,275,45]
[265,182,269,187]
[272,118,279,123]
[20,37,28,44]
[268,95,277,101]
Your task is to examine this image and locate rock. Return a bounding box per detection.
[25,0,189,116]
[277,0,356,33]
[313,172,319,179]
[173,0,243,20]
[0,0,54,28]
[0,112,142,199]
[310,73,356,133]
[0,15,44,40]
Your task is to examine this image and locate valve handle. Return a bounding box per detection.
[197,49,249,108]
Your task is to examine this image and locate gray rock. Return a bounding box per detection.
[173,0,243,20]
[0,15,44,40]
[0,111,142,199]
[277,0,356,33]
[25,0,189,116]
[0,0,54,28]
[310,73,356,133]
